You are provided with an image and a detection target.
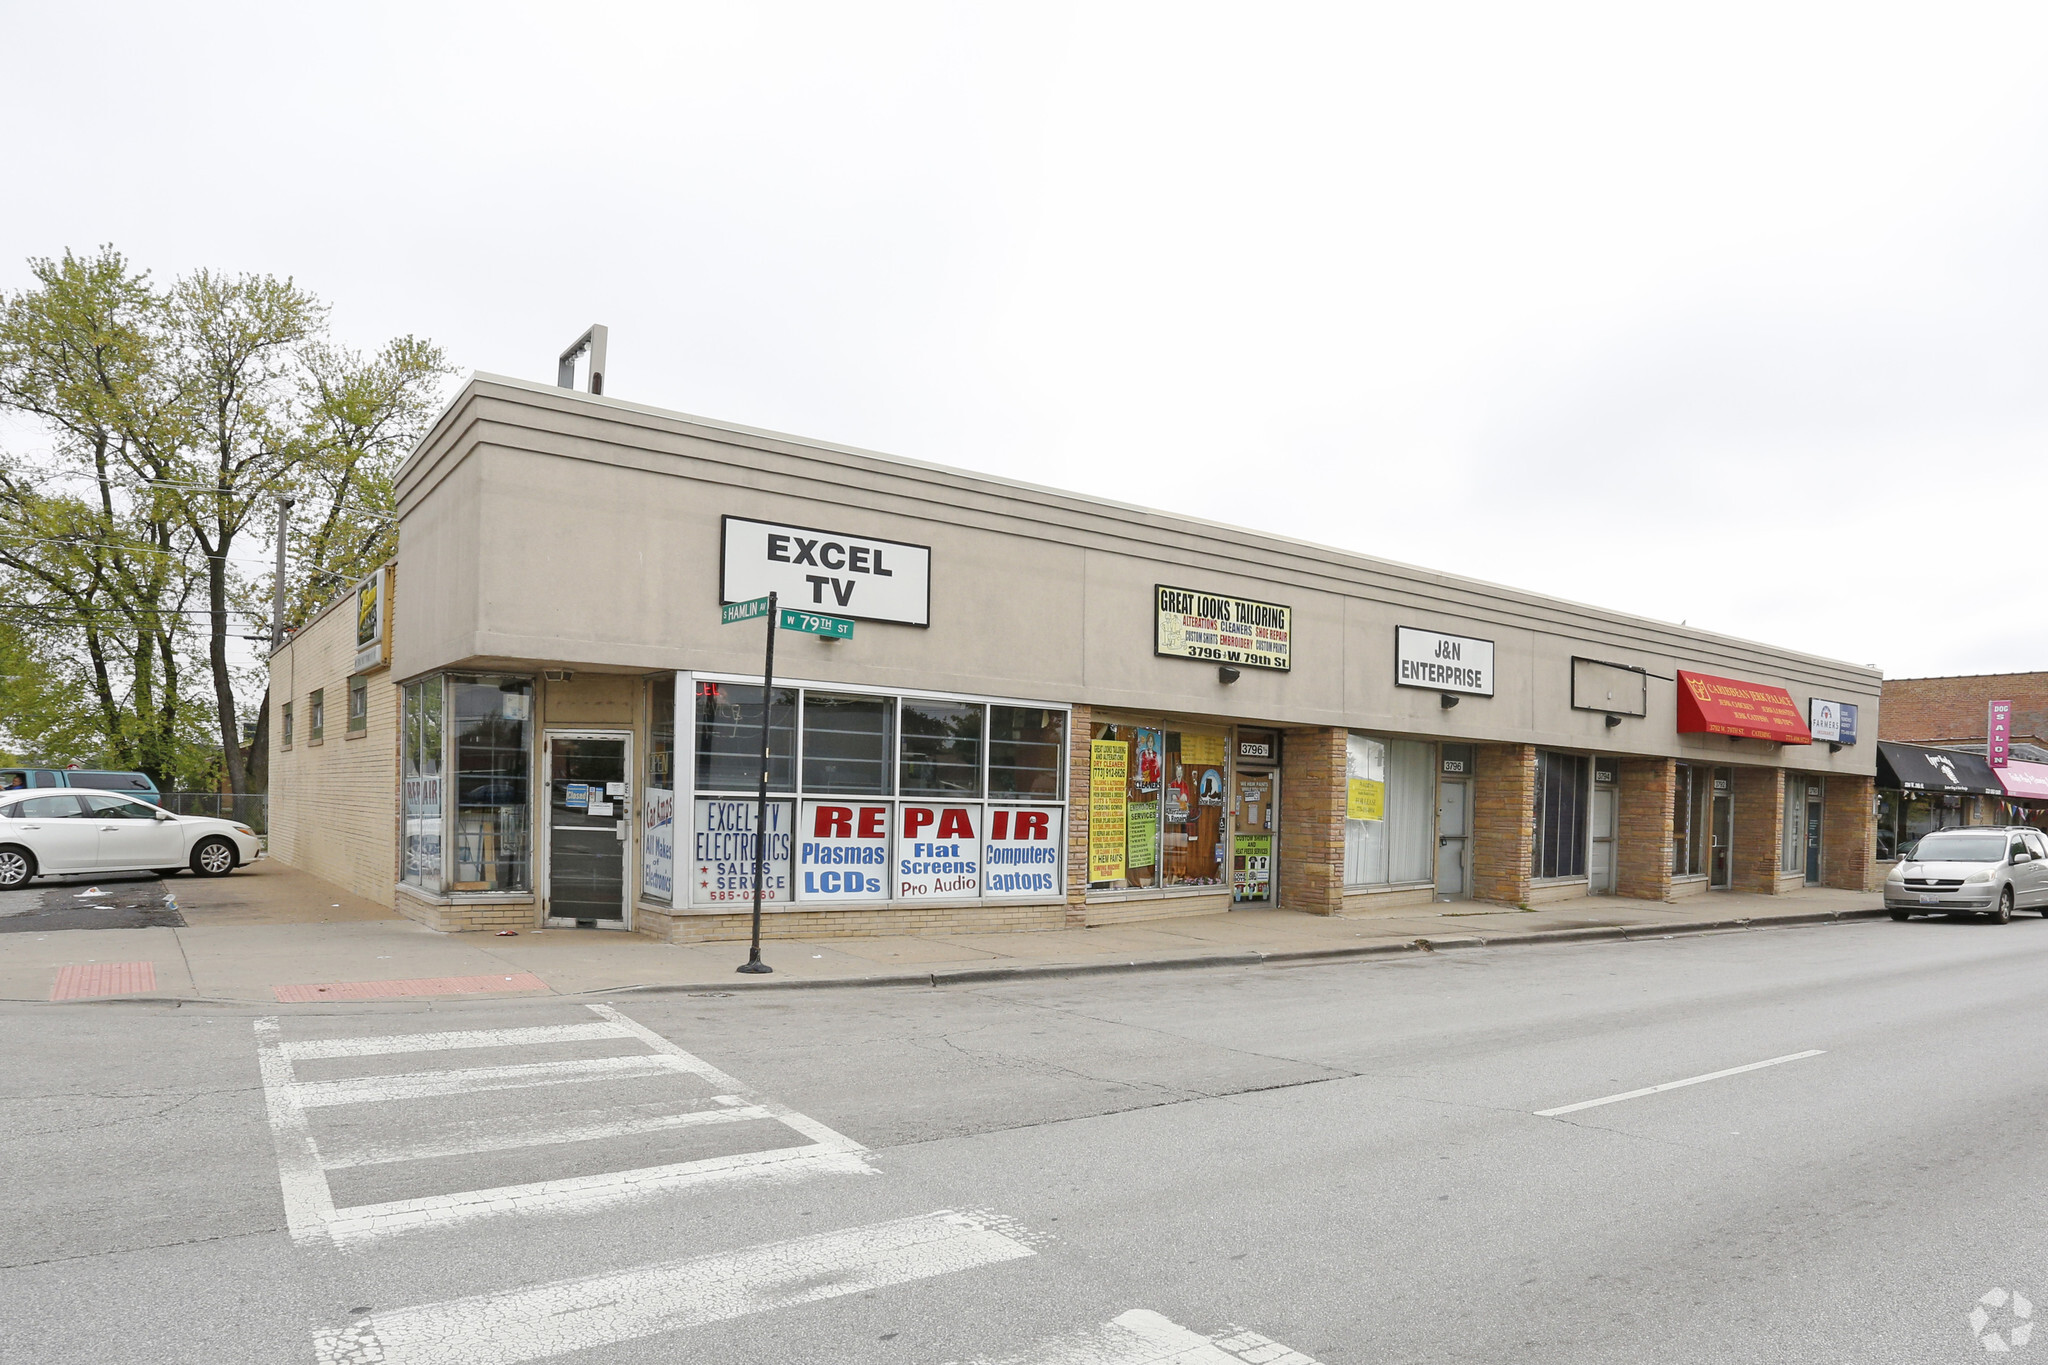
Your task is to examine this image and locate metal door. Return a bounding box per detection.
[1231,770,1275,905]
[1589,787,1617,894]
[545,733,631,926]
[1435,780,1469,900]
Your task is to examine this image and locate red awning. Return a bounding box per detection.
[1675,670,1814,744]
[1996,760,2048,800]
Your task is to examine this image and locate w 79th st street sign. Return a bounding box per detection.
[779,608,854,639]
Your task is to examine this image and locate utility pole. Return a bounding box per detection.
[270,496,294,651]
[738,590,778,974]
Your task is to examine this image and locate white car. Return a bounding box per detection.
[0,789,263,888]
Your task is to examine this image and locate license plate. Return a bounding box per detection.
[1918,895,1941,905]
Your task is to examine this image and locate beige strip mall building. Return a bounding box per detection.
[267,373,1883,940]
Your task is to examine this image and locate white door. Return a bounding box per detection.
[1590,787,1617,894]
[544,733,633,927]
[81,793,187,869]
[1435,781,1469,900]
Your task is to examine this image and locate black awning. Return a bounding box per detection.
[1876,741,2004,796]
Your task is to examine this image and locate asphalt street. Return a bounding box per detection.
[4,914,2045,1363]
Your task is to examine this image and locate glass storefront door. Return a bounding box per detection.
[1232,770,1276,905]
[1710,767,1733,889]
[546,733,631,925]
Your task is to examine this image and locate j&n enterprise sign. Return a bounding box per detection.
[722,516,932,627]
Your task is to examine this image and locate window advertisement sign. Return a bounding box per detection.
[642,787,676,901]
[691,798,792,905]
[1990,700,2014,768]
[1347,778,1385,821]
[896,804,981,898]
[797,800,890,899]
[721,516,931,626]
[1154,586,1291,671]
[984,806,1063,897]
[353,567,390,673]
[1394,626,1495,696]
[1088,740,1128,883]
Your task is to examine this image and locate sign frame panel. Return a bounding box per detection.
[352,566,391,674]
[1394,626,1496,697]
[721,515,932,628]
[1154,585,1292,672]
[1569,656,1649,717]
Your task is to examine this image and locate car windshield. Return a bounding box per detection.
[1912,833,2008,863]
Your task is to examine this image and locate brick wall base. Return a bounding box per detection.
[393,889,538,932]
[1472,744,1535,906]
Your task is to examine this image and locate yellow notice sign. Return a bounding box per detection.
[1089,740,1128,883]
[1180,733,1226,767]
[1347,778,1385,822]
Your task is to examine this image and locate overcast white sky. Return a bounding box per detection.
[6,1,2046,680]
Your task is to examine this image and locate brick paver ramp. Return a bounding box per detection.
[272,972,549,1003]
[51,962,158,1001]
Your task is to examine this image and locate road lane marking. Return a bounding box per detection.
[946,1309,1327,1364]
[1535,1049,1826,1117]
[311,1210,1035,1365]
[257,1004,873,1246]
[283,1022,625,1059]
[321,1098,767,1168]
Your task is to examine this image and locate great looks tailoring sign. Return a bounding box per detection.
[722,516,931,626]
[1155,586,1292,671]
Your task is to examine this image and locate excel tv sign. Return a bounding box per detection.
[721,516,932,627]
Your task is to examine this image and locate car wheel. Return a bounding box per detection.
[191,837,237,878]
[1995,886,2014,924]
[0,845,34,889]
[1888,910,1911,921]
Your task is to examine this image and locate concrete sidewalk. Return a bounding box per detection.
[0,860,1894,1005]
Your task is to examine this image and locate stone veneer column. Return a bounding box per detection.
[1064,704,1092,928]
[1471,744,1535,907]
[1278,726,1346,916]
[1615,757,1675,902]
[1822,772,1877,892]
[1729,767,1784,893]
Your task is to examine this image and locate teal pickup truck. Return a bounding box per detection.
[0,767,161,801]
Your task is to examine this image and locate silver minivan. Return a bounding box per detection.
[1885,826,2048,923]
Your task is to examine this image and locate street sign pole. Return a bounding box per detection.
[738,591,777,974]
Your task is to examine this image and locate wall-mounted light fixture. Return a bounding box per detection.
[1218,666,1240,685]
[1440,693,1460,709]
[1829,741,1842,754]
[1605,714,1623,728]
[543,669,574,683]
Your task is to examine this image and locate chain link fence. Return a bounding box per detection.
[161,793,269,841]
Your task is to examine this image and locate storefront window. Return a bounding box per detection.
[643,676,676,904]
[989,706,1065,800]
[1162,731,1227,887]
[448,675,533,893]
[690,681,1067,906]
[695,682,796,791]
[401,677,443,893]
[1875,788,1899,861]
[1344,734,1435,886]
[900,700,983,797]
[1673,762,1710,876]
[1089,723,1159,890]
[1535,750,1589,880]
[1780,774,1804,874]
[803,693,894,795]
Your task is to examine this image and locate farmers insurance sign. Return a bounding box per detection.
[1155,586,1291,671]
[1394,626,1494,696]
[722,516,931,627]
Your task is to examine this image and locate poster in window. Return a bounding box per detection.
[797,800,890,900]
[1132,729,1162,794]
[1347,778,1385,822]
[897,804,980,899]
[985,806,1063,898]
[1126,801,1158,869]
[691,798,791,905]
[642,787,675,902]
[1088,740,1128,883]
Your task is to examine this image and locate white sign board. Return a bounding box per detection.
[1808,698,1842,743]
[984,806,1063,898]
[691,798,791,906]
[797,800,890,900]
[352,567,389,673]
[1395,626,1495,696]
[896,803,981,899]
[722,516,930,627]
[1570,657,1649,717]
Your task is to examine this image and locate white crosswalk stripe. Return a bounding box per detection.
[945,1309,1328,1365]
[256,1002,872,1247]
[312,1210,1036,1365]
